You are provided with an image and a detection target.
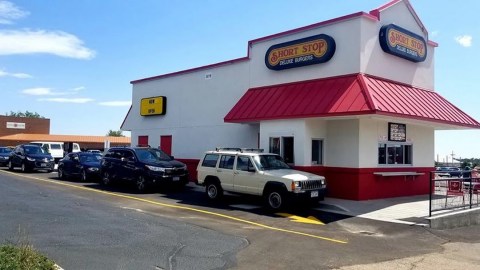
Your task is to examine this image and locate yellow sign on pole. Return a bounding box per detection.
[140,96,166,116]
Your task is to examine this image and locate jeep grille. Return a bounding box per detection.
[300,180,324,191]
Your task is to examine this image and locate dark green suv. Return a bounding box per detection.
[100,147,189,192]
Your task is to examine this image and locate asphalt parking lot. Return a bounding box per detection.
[1,168,480,269]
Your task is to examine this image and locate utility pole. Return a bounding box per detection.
[450,151,455,166]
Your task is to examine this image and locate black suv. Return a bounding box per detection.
[100,147,189,192]
[8,144,55,172]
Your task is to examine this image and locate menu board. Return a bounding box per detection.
[388,123,406,142]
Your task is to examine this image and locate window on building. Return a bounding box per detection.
[311,139,323,165]
[378,143,412,165]
[269,137,280,155]
[269,136,294,164]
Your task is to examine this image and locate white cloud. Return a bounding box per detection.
[98,101,132,107]
[71,86,85,92]
[0,69,32,78]
[22,86,88,96]
[0,1,29,25]
[22,87,58,96]
[38,98,94,103]
[0,29,96,59]
[455,35,472,47]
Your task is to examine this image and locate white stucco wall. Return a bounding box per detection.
[248,17,362,88]
[325,119,360,168]
[360,2,435,89]
[124,61,260,159]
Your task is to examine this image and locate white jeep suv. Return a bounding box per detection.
[197,148,327,210]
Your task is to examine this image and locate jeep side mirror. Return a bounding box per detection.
[247,165,256,173]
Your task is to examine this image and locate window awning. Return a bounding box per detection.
[224,74,480,129]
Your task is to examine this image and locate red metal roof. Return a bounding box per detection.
[224,74,480,128]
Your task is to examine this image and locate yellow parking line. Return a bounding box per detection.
[1,170,347,244]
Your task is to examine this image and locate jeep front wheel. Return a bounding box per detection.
[265,189,285,210]
[206,181,223,200]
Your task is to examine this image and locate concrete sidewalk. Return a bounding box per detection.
[316,195,432,226]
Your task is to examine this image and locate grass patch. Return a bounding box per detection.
[0,227,57,270]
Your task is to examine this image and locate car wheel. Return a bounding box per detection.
[81,169,88,182]
[206,181,223,200]
[265,189,285,210]
[135,175,148,192]
[21,162,28,173]
[58,167,65,180]
[7,161,14,170]
[102,171,111,186]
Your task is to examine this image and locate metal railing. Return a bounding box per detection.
[429,171,480,216]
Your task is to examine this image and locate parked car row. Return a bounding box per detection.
[2,144,329,210]
[435,166,472,178]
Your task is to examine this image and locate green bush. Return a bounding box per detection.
[0,244,56,270]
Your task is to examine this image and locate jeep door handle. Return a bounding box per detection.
[233,171,239,175]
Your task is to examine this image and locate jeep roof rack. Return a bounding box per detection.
[215,147,264,153]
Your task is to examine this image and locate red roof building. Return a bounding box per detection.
[123,0,479,200]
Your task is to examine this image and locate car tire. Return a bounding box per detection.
[81,169,88,182]
[8,161,14,171]
[206,181,223,200]
[21,162,28,173]
[135,175,148,193]
[58,167,65,180]
[265,188,285,210]
[102,171,111,186]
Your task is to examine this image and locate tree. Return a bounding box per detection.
[107,130,125,137]
[5,111,45,118]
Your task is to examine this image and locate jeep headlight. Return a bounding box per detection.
[87,167,99,172]
[26,157,35,162]
[145,165,165,172]
[49,157,54,162]
[291,181,302,193]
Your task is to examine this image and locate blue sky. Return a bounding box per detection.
[0,0,479,160]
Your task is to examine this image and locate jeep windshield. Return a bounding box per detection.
[135,148,172,162]
[253,154,290,170]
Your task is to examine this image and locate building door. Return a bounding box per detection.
[282,137,294,164]
[269,136,294,164]
[138,135,148,147]
[160,135,172,156]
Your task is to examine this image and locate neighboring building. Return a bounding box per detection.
[0,115,50,137]
[121,0,480,200]
[0,133,130,150]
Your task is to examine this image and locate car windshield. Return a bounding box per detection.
[0,148,12,154]
[253,154,290,170]
[135,148,171,162]
[79,154,102,163]
[24,145,47,154]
